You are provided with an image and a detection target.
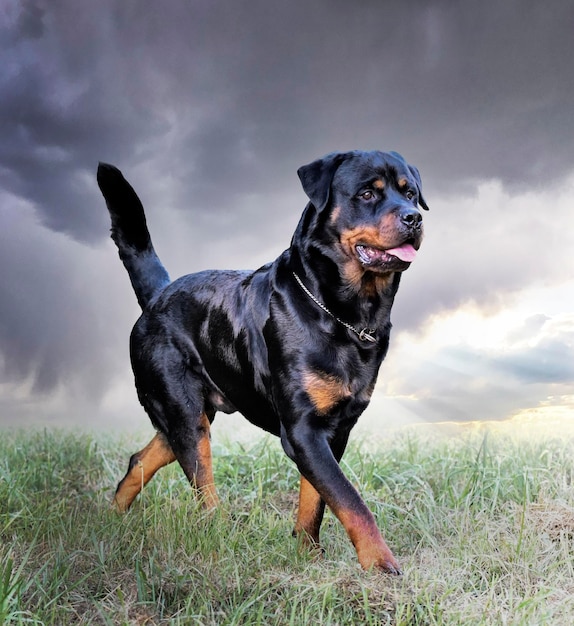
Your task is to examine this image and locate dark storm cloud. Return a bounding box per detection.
[1,0,573,426]
[2,0,171,241]
[3,0,574,241]
[0,190,137,397]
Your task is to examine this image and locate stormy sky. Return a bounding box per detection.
[1,0,573,434]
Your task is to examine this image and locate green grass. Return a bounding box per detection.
[2,427,574,624]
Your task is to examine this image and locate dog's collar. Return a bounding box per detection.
[292,272,377,343]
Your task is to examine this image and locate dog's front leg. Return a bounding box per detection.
[281,423,401,574]
[293,428,350,547]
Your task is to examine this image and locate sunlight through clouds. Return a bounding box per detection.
[362,290,574,432]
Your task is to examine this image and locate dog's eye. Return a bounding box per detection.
[405,189,415,200]
[359,190,374,201]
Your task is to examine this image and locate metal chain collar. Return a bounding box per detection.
[292,272,377,343]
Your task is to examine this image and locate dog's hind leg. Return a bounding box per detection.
[293,475,325,548]
[113,412,219,512]
[123,310,224,509]
[113,432,176,512]
[164,410,219,511]
[132,343,220,510]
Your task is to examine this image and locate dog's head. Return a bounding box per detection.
[296,150,428,289]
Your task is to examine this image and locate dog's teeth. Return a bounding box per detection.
[356,245,373,263]
[357,245,382,264]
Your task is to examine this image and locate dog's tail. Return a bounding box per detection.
[97,163,170,310]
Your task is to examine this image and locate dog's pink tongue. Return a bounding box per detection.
[386,243,417,262]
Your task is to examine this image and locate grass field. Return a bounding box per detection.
[2,427,574,624]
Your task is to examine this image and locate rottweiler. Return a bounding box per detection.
[96,150,428,574]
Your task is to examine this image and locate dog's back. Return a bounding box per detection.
[130,267,280,434]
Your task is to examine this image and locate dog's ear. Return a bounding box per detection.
[297,152,354,211]
[407,164,429,211]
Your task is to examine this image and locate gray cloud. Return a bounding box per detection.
[495,321,574,385]
[391,173,574,332]
[0,189,137,401]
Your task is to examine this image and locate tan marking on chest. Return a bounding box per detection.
[303,370,352,415]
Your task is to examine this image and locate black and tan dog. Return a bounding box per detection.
[97,150,428,574]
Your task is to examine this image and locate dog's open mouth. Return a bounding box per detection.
[355,242,417,267]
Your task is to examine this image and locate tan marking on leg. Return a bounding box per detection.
[113,433,176,512]
[303,371,351,415]
[294,475,323,546]
[193,413,219,510]
[335,506,401,574]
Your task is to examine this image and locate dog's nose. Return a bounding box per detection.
[399,207,422,229]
